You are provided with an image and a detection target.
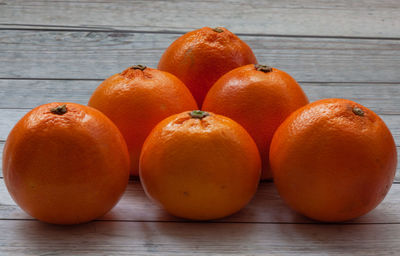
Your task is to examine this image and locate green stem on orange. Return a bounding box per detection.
[189,110,210,119]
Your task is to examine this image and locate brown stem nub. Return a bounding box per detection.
[50,104,67,115]
[131,65,147,71]
[212,27,224,33]
[352,107,365,116]
[189,110,210,119]
[255,64,273,73]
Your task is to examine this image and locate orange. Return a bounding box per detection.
[88,65,197,175]
[203,64,309,180]
[158,27,257,106]
[270,99,397,222]
[3,103,130,224]
[139,110,261,220]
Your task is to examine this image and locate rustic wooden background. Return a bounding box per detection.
[0,0,399,255]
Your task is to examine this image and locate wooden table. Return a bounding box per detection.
[0,1,399,255]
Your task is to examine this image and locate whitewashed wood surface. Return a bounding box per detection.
[0,0,399,255]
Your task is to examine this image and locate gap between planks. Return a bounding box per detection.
[1,26,400,41]
[0,0,399,38]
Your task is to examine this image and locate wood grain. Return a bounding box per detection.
[0,0,399,38]
[0,79,98,108]
[1,179,400,224]
[1,1,400,255]
[0,220,400,255]
[2,218,400,255]
[0,31,400,82]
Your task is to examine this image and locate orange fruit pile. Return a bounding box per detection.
[2,27,397,225]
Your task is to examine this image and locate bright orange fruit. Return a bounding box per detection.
[139,110,261,220]
[270,99,397,222]
[203,64,309,179]
[3,103,130,224]
[158,27,257,106]
[88,65,197,175]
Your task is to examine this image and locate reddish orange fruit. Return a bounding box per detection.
[140,110,261,220]
[88,65,197,175]
[203,64,309,179]
[270,99,397,222]
[3,103,130,224]
[158,27,257,106]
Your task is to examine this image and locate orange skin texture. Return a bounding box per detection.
[202,64,309,180]
[3,103,130,225]
[158,27,257,106]
[270,99,397,222]
[88,67,198,175]
[139,111,261,220]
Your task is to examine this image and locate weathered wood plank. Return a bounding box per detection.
[0,79,98,108]
[0,0,399,38]
[0,219,399,255]
[1,80,399,114]
[1,179,400,223]
[0,1,399,254]
[304,83,400,115]
[0,31,400,82]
